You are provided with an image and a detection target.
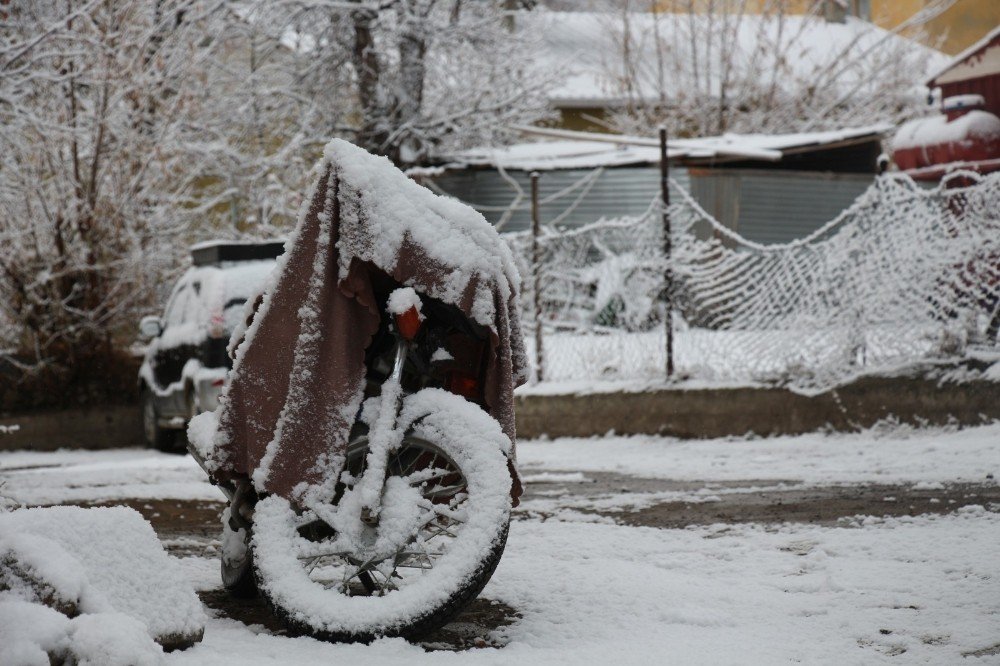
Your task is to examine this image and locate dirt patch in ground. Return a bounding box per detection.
[198,589,287,635]
[197,589,518,651]
[964,643,1000,658]
[416,598,519,651]
[518,471,1000,528]
[617,482,1000,529]
[80,498,224,555]
[80,476,1000,545]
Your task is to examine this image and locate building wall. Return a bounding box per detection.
[688,169,875,245]
[939,73,1000,116]
[877,0,1000,55]
[651,0,999,55]
[932,30,1000,114]
[551,108,613,134]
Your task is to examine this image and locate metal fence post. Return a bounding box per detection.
[659,127,675,379]
[530,171,544,383]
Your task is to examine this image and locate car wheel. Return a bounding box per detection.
[142,389,177,452]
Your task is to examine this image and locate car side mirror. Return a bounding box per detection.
[139,315,163,339]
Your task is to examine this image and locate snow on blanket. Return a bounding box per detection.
[0,506,205,660]
[203,138,527,501]
[327,138,522,329]
[226,137,525,364]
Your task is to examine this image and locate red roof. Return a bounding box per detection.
[928,25,1000,87]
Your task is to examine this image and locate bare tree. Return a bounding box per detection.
[268,0,554,166]
[190,3,355,234]
[0,0,550,384]
[603,0,954,137]
[0,0,227,377]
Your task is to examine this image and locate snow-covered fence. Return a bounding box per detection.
[506,171,1000,391]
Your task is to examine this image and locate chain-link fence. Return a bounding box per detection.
[505,170,1000,392]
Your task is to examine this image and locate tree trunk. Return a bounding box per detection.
[394,2,428,165]
[352,7,389,155]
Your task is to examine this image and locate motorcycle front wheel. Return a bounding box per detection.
[250,389,514,642]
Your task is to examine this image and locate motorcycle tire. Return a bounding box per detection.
[250,388,514,642]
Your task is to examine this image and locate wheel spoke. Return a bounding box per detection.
[297,545,351,559]
[396,561,434,571]
[368,566,398,595]
[292,438,470,599]
[407,468,456,485]
[396,549,444,558]
[422,482,467,498]
[419,500,466,524]
[400,448,425,477]
[422,523,459,540]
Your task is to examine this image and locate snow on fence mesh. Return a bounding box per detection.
[505,171,1000,391]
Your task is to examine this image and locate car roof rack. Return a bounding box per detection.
[190,239,286,266]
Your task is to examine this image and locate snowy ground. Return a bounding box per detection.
[2,423,999,664]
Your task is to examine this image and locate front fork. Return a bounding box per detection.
[346,336,410,519]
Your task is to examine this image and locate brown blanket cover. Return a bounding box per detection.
[211,145,526,504]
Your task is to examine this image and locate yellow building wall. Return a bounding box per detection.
[879,0,1000,55]
[652,0,1000,55]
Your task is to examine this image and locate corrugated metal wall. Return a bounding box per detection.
[430,166,873,244]
[689,169,875,244]
[430,167,687,232]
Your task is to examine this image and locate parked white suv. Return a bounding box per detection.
[138,240,282,451]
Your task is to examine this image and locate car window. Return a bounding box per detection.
[221,260,275,333]
[162,284,190,330]
[222,298,248,334]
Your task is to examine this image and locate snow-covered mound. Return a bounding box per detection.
[0,597,163,666]
[0,506,205,659]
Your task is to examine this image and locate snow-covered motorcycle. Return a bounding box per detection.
[188,139,527,642]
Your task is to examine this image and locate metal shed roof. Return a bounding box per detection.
[430,125,891,172]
